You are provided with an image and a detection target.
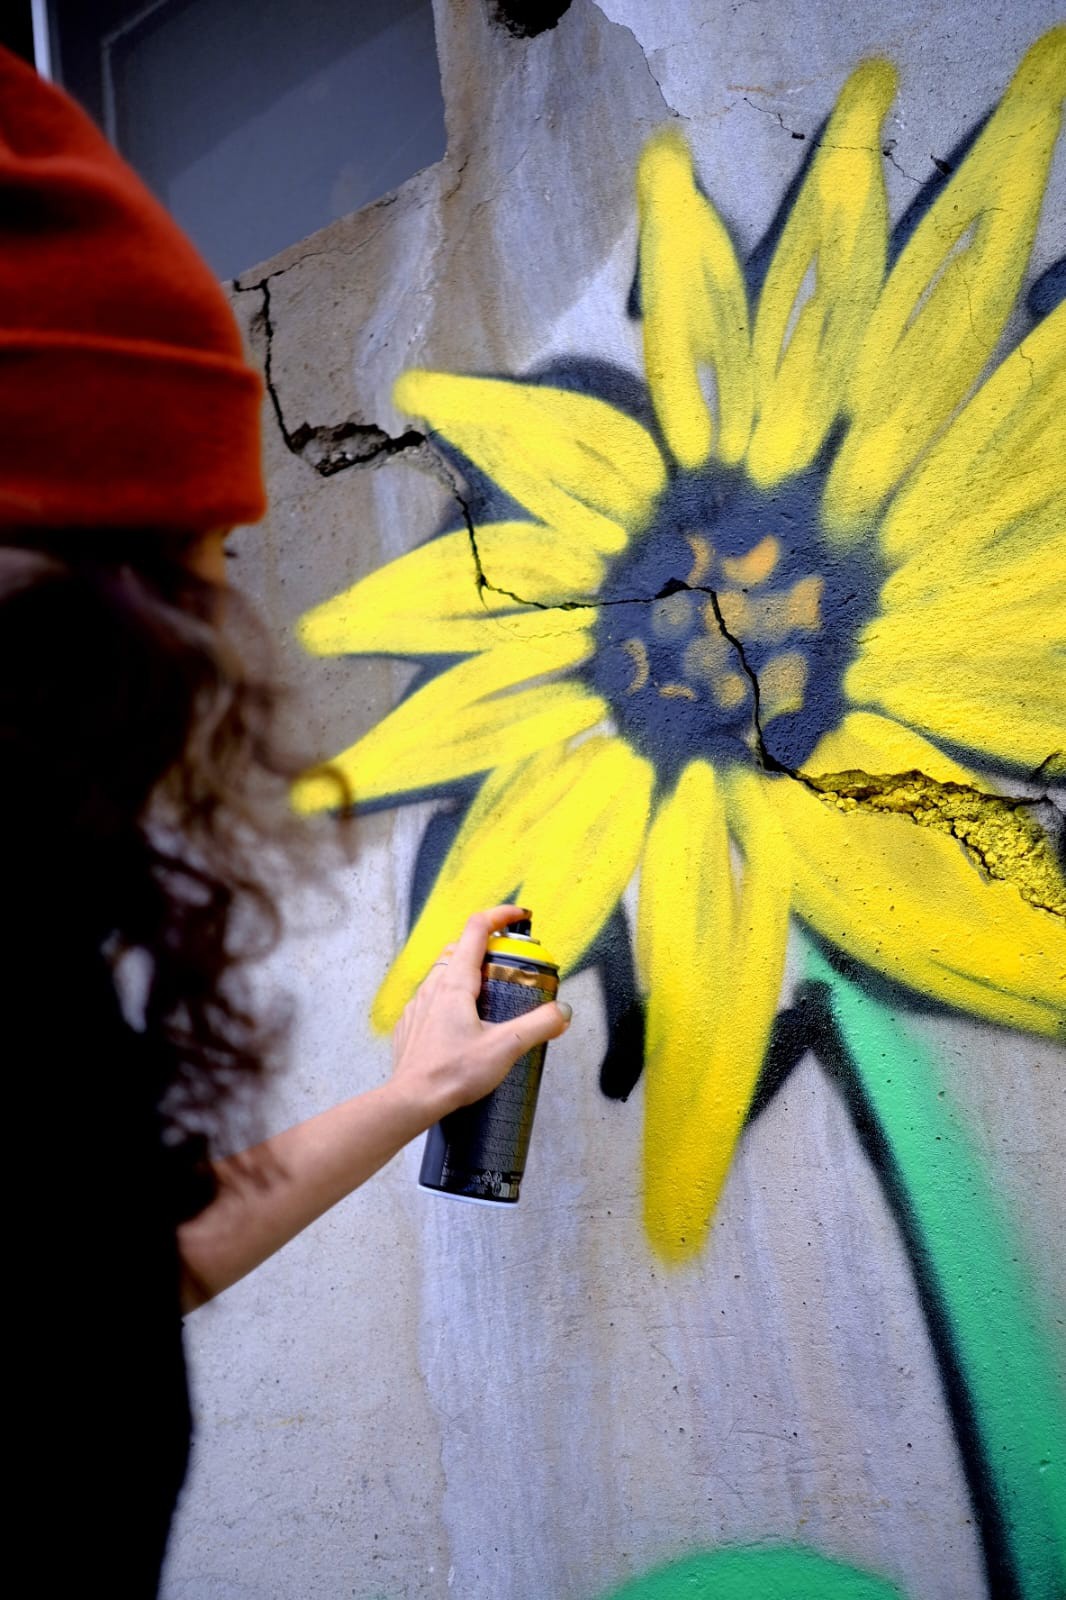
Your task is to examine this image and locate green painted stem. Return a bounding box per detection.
[808,947,1066,1600]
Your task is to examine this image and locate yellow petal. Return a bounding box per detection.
[293,635,603,811]
[514,739,654,974]
[845,657,1066,774]
[394,372,666,555]
[637,128,753,469]
[876,501,1066,623]
[372,741,610,1029]
[854,553,1066,653]
[848,525,1066,769]
[729,713,1066,1036]
[638,762,790,1261]
[747,61,896,488]
[298,523,603,656]
[824,27,1066,534]
[877,300,1066,584]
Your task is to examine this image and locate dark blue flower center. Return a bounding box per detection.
[585,465,883,779]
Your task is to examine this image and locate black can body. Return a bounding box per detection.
[419,934,558,1204]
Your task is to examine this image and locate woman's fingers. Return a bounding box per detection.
[479,999,573,1073]
[389,907,572,1117]
[451,904,529,993]
[412,943,458,1001]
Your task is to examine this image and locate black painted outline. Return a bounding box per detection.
[751,981,1021,1600]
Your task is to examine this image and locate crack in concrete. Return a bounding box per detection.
[232,242,346,295]
[285,417,427,476]
[589,5,682,122]
[816,139,945,187]
[743,94,806,139]
[235,276,425,476]
[699,582,788,774]
[231,196,402,295]
[804,769,1066,917]
[465,135,538,227]
[960,266,981,346]
[738,101,935,187]
[881,139,923,185]
[640,48,683,117]
[455,552,1064,917]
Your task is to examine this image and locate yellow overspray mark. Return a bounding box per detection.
[807,769,1066,917]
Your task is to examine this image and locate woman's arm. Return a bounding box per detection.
[176,906,571,1310]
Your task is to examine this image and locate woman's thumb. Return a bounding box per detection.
[482,1000,572,1071]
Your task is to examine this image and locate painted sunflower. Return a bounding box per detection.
[297,32,1066,1260]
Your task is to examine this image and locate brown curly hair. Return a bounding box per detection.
[0,529,345,1152]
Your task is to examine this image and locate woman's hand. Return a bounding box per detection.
[390,904,572,1124]
[178,905,571,1309]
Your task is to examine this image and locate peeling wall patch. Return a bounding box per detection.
[806,768,1066,917]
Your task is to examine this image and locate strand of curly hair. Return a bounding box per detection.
[0,530,348,1155]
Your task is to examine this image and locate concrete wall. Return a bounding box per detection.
[162,4,1065,1597]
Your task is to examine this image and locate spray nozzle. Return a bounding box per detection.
[505,916,533,937]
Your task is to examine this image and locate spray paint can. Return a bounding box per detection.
[419,917,559,1204]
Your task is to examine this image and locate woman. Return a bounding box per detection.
[1,47,570,1592]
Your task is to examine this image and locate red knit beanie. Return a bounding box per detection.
[0,47,266,532]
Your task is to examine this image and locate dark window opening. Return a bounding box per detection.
[42,0,447,280]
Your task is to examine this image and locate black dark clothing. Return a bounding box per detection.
[13,922,212,1595]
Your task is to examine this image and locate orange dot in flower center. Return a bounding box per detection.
[720,535,781,586]
[684,533,713,586]
[759,651,809,723]
[711,575,824,642]
[713,671,749,710]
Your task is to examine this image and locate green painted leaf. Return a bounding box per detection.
[599,1546,905,1599]
[810,945,1066,1600]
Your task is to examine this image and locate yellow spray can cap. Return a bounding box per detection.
[485,915,557,970]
